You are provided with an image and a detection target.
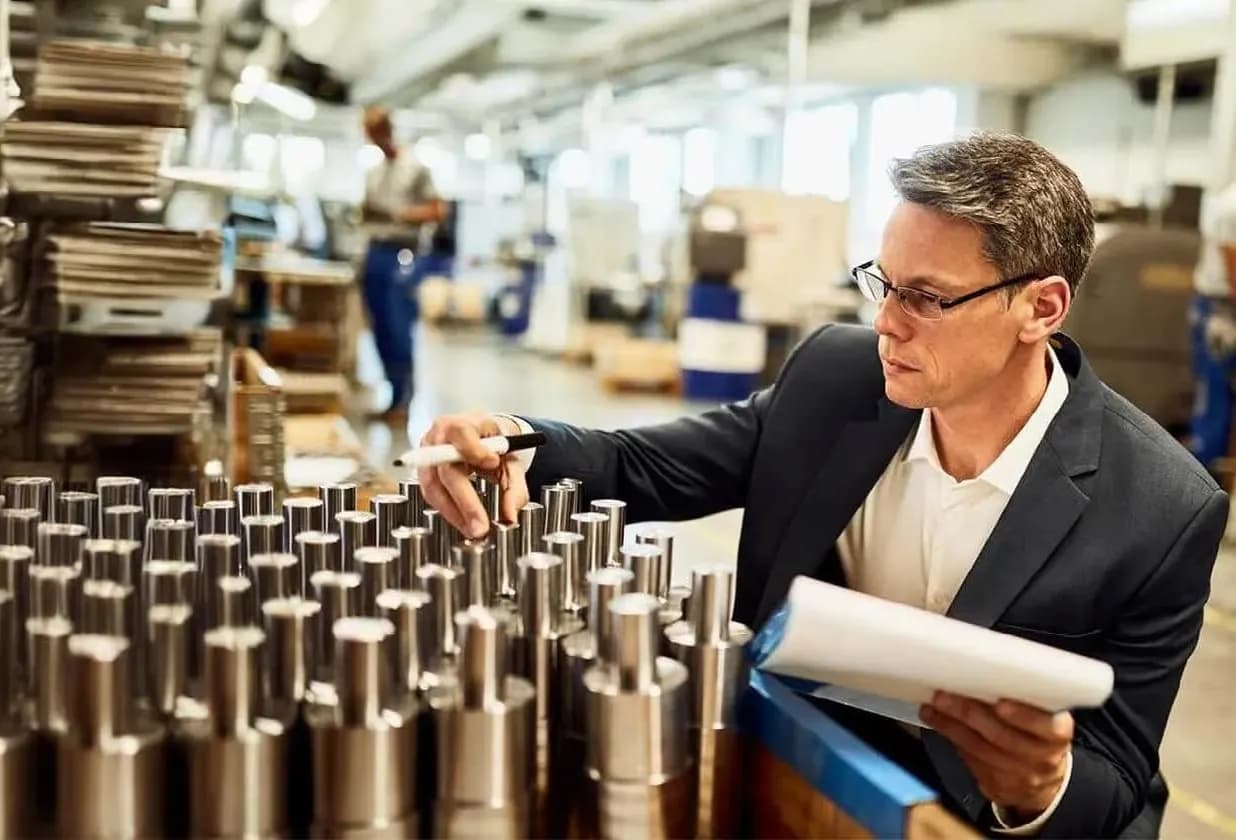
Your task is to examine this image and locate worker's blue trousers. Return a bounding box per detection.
[1188,295,1236,469]
[361,242,419,408]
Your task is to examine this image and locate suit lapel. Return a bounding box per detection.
[752,398,918,625]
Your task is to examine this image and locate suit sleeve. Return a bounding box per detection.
[521,326,824,523]
[1040,488,1227,838]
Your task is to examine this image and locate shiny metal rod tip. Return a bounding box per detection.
[608,593,661,692]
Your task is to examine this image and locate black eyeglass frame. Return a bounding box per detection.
[852,260,1041,320]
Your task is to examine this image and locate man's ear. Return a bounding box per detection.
[1019,276,1071,343]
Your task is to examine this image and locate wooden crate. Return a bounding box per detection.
[228,348,286,492]
[594,336,681,392]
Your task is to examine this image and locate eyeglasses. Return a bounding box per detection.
[852,260,1039,322]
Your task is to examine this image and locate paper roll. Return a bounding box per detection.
[752,576,1113,717]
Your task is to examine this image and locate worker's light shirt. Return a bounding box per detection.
[1195,183,1236,297]
[363,148,437,245]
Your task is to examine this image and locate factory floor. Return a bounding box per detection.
[358,326,1236,840]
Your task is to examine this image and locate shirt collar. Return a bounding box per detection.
[904,345,1070,495]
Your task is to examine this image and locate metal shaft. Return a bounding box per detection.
[518,503,545,556]
[198,500,238,536]
[145,518,196,563]
[310,570,360,682]
[101,505,144,543]
[199,473,231,505]
[392,525,431,590]
[82,538,141,586]
[81,579,131,636]
[492,521,520,601]
[611,594,660,692]
[242,514,284,563]
[96,477,143,514]
[422,509,444,565]
[377,589,431,694]
[591,499,627,567]
[336,511,377,572]
[634,527,675,599]
[2,477,53,521]
[147,604,191,717]
[295,530,341,583]
[196,533,242,610]
[334,617,395,727]
[27,616,71,732]
[355,546,398,616]
[0,507,39,550]
[475,476,501,524]
[318,483,357,537]
[65,634,130,746]
[0,546,30,676]
[572,511,608,576]
[399,477,426,530]
[454,540,496,608]
[56,491,99,538]
[621,543,664,600]
[261,597,319,711]
[235,483,275,519]
[541,485,570,535]
[544,530,587,615]
[204,626,263,735]
[214,576,256,629]
[370,494,409,548]
[37,522,86,567]
[29,563,80,622]
[559,478,583,516]
[283,496,323,552]
[417,563,461,671]
[0,592,16,720]
[148,487,196,522]
[142,560,195,608]
[250,552,300,605]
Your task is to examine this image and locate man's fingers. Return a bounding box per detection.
[418,466,468,533]
[443,416,503,471]
[920,706,1025,774]
[930,693,1060,769]
[996,700,1074,742]
[436,463,489,538]
[499,459,530,524]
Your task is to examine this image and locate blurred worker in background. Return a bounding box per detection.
[1189,181,1236,475]
[360,105,446,424]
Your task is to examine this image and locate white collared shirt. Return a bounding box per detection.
[837,346,1071,834]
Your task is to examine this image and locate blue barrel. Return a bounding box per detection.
[679,282,766,402]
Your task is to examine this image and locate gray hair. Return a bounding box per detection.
[888,132,1094,293]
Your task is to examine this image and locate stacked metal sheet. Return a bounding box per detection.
[0,335,34,426]
[44,329,221,436]
[30,39,190,127]
[0,120,169,197]
[44,223,222,302]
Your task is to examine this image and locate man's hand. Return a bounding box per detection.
[921,692,1073,822]
[417,412,531,539]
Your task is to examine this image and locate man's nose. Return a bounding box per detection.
[873,290,912,341]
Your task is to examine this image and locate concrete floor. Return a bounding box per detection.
[364,326,1236,838]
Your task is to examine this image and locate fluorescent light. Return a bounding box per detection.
[257,81,317,121]
[464,133,492,161]
[1128,0,1230,29]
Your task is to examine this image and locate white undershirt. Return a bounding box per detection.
[837,346,1071,834]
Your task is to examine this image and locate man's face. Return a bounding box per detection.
[365,117,393,151]
[873,202,1027,410]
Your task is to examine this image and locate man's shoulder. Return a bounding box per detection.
[776,323,882,395]
[789,323,880,369]
[1096,384,1220,506]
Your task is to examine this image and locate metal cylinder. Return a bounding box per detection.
[295,530,341,584]
[0,507,39,550]
[250,552,300,605]
[513,554,583,836]
[199,473,231,505]
[310,570,360,682]
[518,503,545,556]
[571,512,608,576]
[146,604,191,718]
[398,477,426,529]
[283,496,323,553]
[416,564,461,674]
[241,514,284,564]
[634,527,675,600]
[493,521,520,602]
[620,543,664,600]
[214,576,256,629]
[543,531,587,616]
[336,511,377,573]
[583,593,692,839]
[306,615,417,837]
[82,538,141,586]
[556,481,578,528]
[355,547,398,616]
[102,505,144,543]
[197,531,241,597]
[0,546,31,677]
[2,477,54,521]
[29,563,80,622]
[261,597,320,715]
[475,476,501,524]
[235,483,275,519]
[182,625,289,839]
[142,560,195,609]
[58,633,164,840]
[198,500,238,537]
[454,539,496,608]
[421,508,447,567]
[430,607,534,839]
[591,500,627,567]
[392,526,431,590]
[0,595,32,837]
[37,521,86,567]
[665,567,751,839]
[148,487,196,522]
[144,518,196,563]
[559,478,583,516]
[370,494,409,548]
[80,579,140,701]
[541,485,570,535]
[318,483,357,537]
[96,478,142,541]
[56,491,99,538]
[377,589,431,695]
[27,615,71,733]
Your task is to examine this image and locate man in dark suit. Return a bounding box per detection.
[416,133,1227,837]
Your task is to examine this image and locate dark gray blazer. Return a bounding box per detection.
[524,324,1226,838]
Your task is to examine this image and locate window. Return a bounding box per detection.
[865,87,958,233]
[782,102,858,200]
[682,127,718,197]
[628,132,683,233]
